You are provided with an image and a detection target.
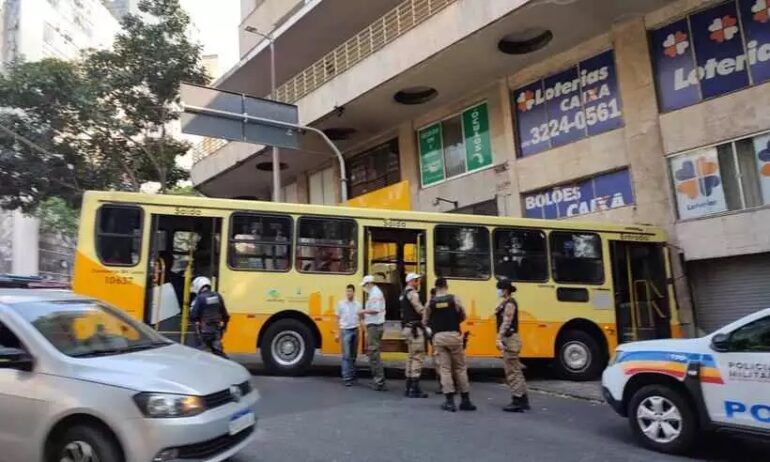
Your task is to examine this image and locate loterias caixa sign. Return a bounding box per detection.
[651,0,770,112]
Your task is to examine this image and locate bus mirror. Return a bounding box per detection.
[710,333,729,352]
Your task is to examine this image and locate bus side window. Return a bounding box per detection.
[296,217,357,274]
[493,228,548,282]
[549,232,604,284]
[96,205,142,266]
[229,213,292,271]
[434,225,490,279]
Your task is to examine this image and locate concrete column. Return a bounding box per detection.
[495,78,521,217]
[398,122,419,210]
[295,172,310,204]
[611,17,694,331]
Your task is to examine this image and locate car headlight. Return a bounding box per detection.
[133,392,205,418]
[608,350,624,367]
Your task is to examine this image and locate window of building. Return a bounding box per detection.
[451,199,499,216]
[96,206,142,266]
[550,232,603,284]
[347,139,400,198]
[309,167,336,205]
[434,225,490,279]
[493,229,548,282]
[296,217,356,273]
[229,213,292,271]
[669,131,770,220]
[728,316,770,352]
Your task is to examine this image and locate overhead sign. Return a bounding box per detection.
[670,147,728,219]
[418,102,493,187]
[513,50,623,157]
[523,169,634,219]
[180,83,300,150]
[651,0,770,112]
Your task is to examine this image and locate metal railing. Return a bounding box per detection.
[192,0,457,164]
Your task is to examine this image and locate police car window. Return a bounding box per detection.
[550,232,603,284]
[229,213,292,271]
[0,322,22,350]
[434,225,490,280]
[493,228,548,282]
[96,205,142,266]
[296,217,357,274]
[729,317,770,352]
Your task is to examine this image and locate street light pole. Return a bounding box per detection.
[245,26,281,202]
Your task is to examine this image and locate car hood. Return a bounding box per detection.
[618,337,707,353]
[67,344,251,395]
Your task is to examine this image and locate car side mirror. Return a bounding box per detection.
[0,347,34,372]
[711,333,730,353]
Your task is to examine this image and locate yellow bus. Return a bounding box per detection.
[72,190,681,380]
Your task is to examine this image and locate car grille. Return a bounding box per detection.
[201,380,253,410]
[176,426,254,459]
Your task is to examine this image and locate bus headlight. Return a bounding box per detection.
[133,393,205,418]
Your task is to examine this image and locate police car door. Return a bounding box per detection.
[702,314,770,430]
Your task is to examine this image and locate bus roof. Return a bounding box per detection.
[82,190,665,238]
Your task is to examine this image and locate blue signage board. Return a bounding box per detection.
[513,50,624,157]
[523,169,635,219]
[651,0,770,112]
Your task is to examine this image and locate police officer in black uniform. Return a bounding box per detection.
[190,276,230,358]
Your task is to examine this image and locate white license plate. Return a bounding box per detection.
[228,410,255,436]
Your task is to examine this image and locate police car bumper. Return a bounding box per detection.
[602,386,626,417]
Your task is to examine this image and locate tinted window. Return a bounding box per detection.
[494,228,548,281]
[229,213,292,271]
[97,206,142,266]
[729,317,770,352]
[434,225,490,279]
[296,218,357,274]
[550,232,603,284]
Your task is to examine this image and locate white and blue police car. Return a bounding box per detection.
[602,308,770,454]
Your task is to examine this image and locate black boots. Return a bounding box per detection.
[503,394,529,413]
[459,392,477,411]
[404,378,413,397]
[441,393,457,412]
[521,393,531,411]
[408,379,428,398]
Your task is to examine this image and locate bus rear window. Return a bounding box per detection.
[96,206,142,266]
[550,232,603,284]
[434,225,490,279]
[296,217,357,274]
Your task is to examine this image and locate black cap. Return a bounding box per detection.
[496,278,516,292]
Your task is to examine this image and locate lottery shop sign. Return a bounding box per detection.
[512,50,624,157]
[651,0,770,112]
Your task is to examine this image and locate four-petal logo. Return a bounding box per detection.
[752,0,770,23]
[708,15,739,43]
[675,157,722,200]
[663,31,689,58]
[516,90,535,112]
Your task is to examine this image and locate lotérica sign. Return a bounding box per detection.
[651,0,770,112]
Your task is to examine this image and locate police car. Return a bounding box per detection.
[602,308,770,454]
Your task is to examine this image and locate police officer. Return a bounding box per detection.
[190,276,230,359]
[424,278,476,412]
[401,272,428,398]
[495,278,530,412]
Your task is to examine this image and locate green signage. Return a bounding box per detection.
[418,123,445,186]
[462,102,492,171]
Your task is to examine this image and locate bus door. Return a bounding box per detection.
[610,241,671,343]
[364,227,426,353]
[145,213,222,346]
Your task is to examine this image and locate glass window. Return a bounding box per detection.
[550,232,603,284]
[442,116,466,178]
[229,213,291,271]
[296,217,356,274]
[347,139,401,198]
[434,225,490,279]
[96,206,142,266]
[717,144,742,211]
[493,229,548,282]
[729,317,770,352]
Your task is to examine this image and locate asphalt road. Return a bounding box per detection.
[230,373,769,462]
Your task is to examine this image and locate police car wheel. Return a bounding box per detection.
[260,319,315,376]
[628,384,697,455]
[554,330,604,381]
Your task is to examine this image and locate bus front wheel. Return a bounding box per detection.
[260,318,315,376]
[554,329,604,381]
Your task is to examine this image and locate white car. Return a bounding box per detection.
[602,308,770,454]
[0,289,258,462]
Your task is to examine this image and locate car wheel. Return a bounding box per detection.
[48,424,122,462]
[628,384,697,455]
[260,318,315,376]
[554,329,604,381]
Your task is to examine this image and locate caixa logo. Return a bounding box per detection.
[725,400,770,423]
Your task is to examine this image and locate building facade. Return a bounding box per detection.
[191,0,770,335]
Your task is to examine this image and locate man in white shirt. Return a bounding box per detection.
[361,275,387,391]
[335,284,362,387]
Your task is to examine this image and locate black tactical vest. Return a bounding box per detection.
[495,297,519,335]
[428,294,461,333]
[198,291,225,326]
[400,286,421,324]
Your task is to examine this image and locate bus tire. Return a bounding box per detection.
[554,329,604,381]
[260,318,315,376]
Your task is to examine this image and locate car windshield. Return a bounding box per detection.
[11,300,171,357]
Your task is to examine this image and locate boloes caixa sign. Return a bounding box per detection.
[651,0,770,112]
